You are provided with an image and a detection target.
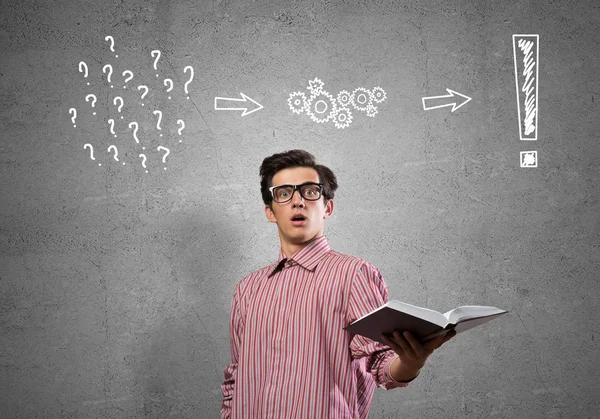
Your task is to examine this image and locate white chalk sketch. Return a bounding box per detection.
[113,96,124,119]
[105,35,117,58]
[78,61,89,85]
[102,64,114,88]
[85,94,97,115]
[151,50,161,77]
[164,79,173,99]
[288,78,387,129]
[107,145,124,165]
[107,118,117,137]
[122,70,133,89]
[70,36,194,173]
[157,146,170,170]
[214,93,263,116]
[139,154,148,173]
[137,85,149,106]
[69,108,77,127]
[421,89,471,112]
[184,66,194,99]
[513,34,539,141]
[520,151,538,168]
[84,144,100,166]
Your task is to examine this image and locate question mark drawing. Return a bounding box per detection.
[105,35,117,58]
[128,121,144,150]
[108,145,122,163]
[103,64,114,88]
[84,143,100,166]
[85,94,97,115]
[113,96,124,119]
[151,50,161,77]
[137,85,149,106]
[184,66,194,99]
[177,119,185,142]
[139,154,148,173]
[122,70,134,89]
[157,146,170,170]
[107,118,117,137]
[153,110,163,137]
[78,61,89,85]
[69,108,77,127]
[163,78,173,100]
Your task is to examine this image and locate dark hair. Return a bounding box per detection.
[260,149,338,209]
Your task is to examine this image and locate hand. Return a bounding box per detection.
[380,329,456,375]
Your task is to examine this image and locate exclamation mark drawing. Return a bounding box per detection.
[513,34,539,168]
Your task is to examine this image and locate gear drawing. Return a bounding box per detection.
[288,92,308,114]
[371,87,387,103]
[350,87,373,112]
[337,90,352,108]
[333,107,353,129]
[306,91,337,124]
[366,104,378,117]
[307,78,325,95]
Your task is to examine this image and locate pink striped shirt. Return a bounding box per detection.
[221,235,413,419]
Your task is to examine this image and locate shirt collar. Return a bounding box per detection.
[269,235,331,276]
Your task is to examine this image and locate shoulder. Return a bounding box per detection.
[325,249,382,277]
[234,262,277,293]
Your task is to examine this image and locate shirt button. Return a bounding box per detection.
[287,260,293,266]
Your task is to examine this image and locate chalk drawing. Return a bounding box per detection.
[70,36,195,172]
[184,66,194,99]
[78,61,89,85]
[214,93,264,116]
[104,35,117,58]
[151,50,161,77]
[69,108,77,127]
[513,34,539,141]
[288,78,387,129]
[520,151,537,168]
[85,94,97,115]
[108,145,125,165]
[102,64,114,88]
[157,146,170,170]
[163,78,173,99]
[107,118,117,137]
[113,96,124,119]
[84,143,100,166]
[421,89,471,112]
[122,70,133,89]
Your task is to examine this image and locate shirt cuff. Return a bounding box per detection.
[385,355,420,386]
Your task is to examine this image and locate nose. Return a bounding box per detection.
[291,188,305,207]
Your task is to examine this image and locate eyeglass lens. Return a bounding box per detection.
[273,184,321,202]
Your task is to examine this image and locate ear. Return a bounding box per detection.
[265,204,277,223]
[323,199,334,219]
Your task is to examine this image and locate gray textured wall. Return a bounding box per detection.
[1,0,599,418]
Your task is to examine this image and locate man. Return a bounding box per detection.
[221,150,455,418]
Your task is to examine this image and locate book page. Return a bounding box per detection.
[387,300,448,327]
[443,305,507,324]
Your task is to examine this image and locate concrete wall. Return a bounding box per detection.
[1,0,598,417]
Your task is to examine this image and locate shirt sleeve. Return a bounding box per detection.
[348,260,416,390]
[221,282,244,418]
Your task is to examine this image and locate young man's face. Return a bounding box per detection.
[265,166,334,248]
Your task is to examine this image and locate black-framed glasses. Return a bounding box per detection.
[269,182,324,203]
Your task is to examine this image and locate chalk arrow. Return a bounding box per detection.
[214,93,263,116]
[422,89,471,112]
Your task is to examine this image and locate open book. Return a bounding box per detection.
[343,300,507,344]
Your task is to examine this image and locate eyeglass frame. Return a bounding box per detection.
[268,182,324,203]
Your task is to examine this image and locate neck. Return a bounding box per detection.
[280,235,322,259]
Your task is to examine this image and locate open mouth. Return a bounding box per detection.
[291,215,307,225]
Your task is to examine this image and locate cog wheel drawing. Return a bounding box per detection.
[371,87,387,103]
[307,78,325,95]
[306,91,337,124]
[350,87,373,112]
[366,104,378,117]
[337,90,352,107]
[288,92,308,114]
[333,107,353,129]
